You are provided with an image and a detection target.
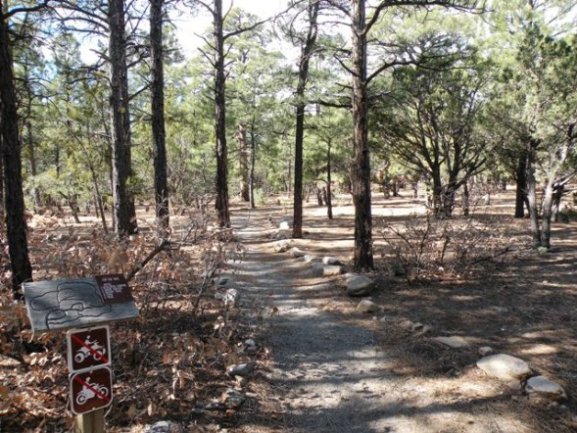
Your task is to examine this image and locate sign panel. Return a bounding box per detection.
[22,275,138,332]
[70,366,113,415]
[95,274,134,304]
[67,326,111,372]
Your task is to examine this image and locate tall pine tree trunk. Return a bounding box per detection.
[150,0,169,232]
[326,138,333,220]
[237,123,250,202]
[109,0,137,237]
[514,150,527,218]
[213,0,230,228]
[351,0,373,271]
[0,12,32,297]
[249,126,256,209]
[292,0,319,239]
[526,140,541,247]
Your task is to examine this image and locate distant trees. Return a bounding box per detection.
[488,0,577,249]
[380,41,488,218]
[331,0,482,270]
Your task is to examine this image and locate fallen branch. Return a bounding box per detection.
[467,245,514,266]
[126,239,171,282]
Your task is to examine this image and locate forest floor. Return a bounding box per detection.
[2,189,577,432]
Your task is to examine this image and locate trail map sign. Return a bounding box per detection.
[67,326,111,372]
[22,274,138,332]
[70,366,113,415]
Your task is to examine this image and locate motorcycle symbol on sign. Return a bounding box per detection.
[74,336,106,364]
[75,377,109,405]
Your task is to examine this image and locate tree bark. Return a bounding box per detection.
[0,11,33,296]
[237,123,250,202]
[326,138,333,219]
[463,181,470,216]
[292,0,319,239]
[0,118,4,219]
[213,0,230,228]
[351,0,373,271]
[514,150,527,218]
[249,126,256,209]
[109,0,138,237]
[541,179,554,250]
[526,140,541,248]
[150,0,169,233]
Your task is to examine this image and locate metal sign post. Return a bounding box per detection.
[22,274,139,433]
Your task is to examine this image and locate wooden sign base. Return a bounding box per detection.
[76,408,105,433]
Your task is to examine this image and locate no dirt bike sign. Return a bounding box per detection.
[70,366,113,415]
[67,326,111,371]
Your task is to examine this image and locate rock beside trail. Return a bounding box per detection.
[433,336,470,349]
[478,346,494,356]
[279,217,293,230]
[526,376,567,400]
[356,299,379,313]
[274,240,292,253]
[304,254,320,263]
[215,288,239,307]
[476,354,531,380]
[290,247,306,258]
[322,256,342,265]
[227,362,255,377]
[323,265,343,276]
[240,338,258,356]
[403,321,432,334]
[144,421,182,433]
[346,274,375,297]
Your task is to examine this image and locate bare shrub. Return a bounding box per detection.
[379,212,527,283]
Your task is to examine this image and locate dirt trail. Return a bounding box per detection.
[229,213,531,433]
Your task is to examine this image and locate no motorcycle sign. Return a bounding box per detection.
[69,366,113,415]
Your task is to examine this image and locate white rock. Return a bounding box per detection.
[226,362,255,377]
[322,256,341,265]
[279,217,293,230]
[526,376,567,400]
[290,247,306,258]
[433,336,470,349]
[145,421,182,433]
[346,274,375,297]
[304,254,320,263]
[215,288,239,307]
[476,354,531,380]
[323,265,343,276]
[478,346,494,356]
[273,240,292,253]
[356,299,379,313]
